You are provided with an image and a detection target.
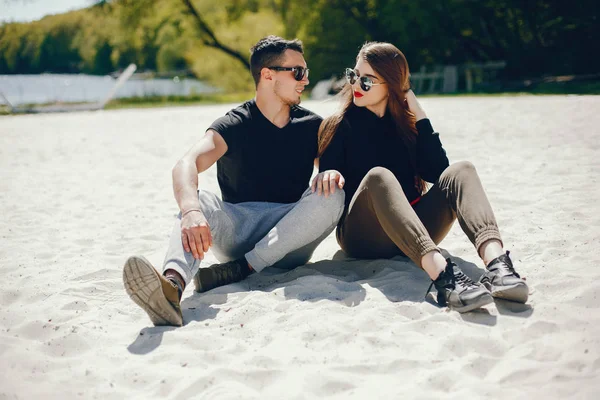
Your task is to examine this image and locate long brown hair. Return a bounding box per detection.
[318,42,426,193]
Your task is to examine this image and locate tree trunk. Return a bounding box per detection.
[180,0,250,70]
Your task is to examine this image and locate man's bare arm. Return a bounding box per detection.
[172,129,227,260]
[172,129,227,212]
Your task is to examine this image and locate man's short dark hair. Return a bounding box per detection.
[250,35,304,86]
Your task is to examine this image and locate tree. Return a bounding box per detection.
[116,0,250,71]
[2,0,598,83]
[93,40,114,74]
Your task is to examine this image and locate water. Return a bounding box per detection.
[0,73,219,106]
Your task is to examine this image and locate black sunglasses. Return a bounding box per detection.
[345,68,385,92]
[268,66,310,81]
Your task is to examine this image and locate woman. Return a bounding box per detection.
[313,42,528,313]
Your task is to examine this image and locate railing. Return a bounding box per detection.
[310,61,508,99]
[410,61,507,94]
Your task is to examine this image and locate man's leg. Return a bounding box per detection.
[123,190,233,326]
[194,188,345,292]
[245,188,345,272]
[161,190,229,285]
[122,255,184,326]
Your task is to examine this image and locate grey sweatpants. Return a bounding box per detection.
[162,188,345,285]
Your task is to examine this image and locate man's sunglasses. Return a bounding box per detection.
[268,66,310,81]
[345,68,385,92]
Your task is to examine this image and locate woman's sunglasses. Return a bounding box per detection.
[268,66,310,81]
[345,68,385,92]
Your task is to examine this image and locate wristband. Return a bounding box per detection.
[181,208,202,217]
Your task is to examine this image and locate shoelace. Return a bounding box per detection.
[500,261,520,278]
[425,280,436,299]
[452,268,478,289]
[425,263,477,299]
[491,252,521,278]
[425,268,452,299]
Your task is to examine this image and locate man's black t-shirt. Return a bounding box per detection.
[208,100,322,204]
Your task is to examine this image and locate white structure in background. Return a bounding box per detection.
[0,64,220,113]
[1,64,136,113]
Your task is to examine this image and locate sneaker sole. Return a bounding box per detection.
[123,256,183,326]
[452,292,494,313]
[489,283,529,304]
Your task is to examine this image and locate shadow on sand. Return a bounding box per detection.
[128,249,533,352]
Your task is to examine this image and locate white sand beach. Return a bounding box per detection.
[1,96,599,399]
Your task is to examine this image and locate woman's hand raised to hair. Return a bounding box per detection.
[311,170,345,197]
[405,90,428,121]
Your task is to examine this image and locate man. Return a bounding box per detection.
[123,36,345,327]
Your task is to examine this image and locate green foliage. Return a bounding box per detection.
[286,0,600,82]
[0,0,598,92]
[186,7,286,91]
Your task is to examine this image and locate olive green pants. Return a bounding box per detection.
[337,161,502,268]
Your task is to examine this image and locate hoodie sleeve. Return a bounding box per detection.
[415,118,449,183]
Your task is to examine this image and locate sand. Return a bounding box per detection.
[0,96,599,399]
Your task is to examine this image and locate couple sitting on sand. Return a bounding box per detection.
[123,35,529,327]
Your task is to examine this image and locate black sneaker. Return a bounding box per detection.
[479,251,529,303]
[427,259,493,313]
[193,258,253,293]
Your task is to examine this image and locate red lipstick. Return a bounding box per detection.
[354,91,363,98]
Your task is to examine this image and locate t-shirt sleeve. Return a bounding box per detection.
[207,110,243,155]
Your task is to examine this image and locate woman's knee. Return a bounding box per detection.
[363,166,407,199]
[441,161,477,180]
[364,166,398,187]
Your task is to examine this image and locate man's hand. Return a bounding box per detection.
[405,90,427,121]
[180,209,212,260]
[311,170,345,197]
